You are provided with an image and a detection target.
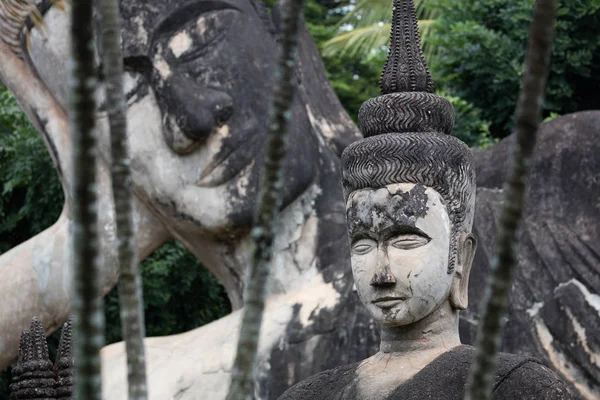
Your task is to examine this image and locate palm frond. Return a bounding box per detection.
[323,20,435,59]
[323,0,439,61]
[322,23,391,58]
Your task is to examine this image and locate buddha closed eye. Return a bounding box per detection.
[351,232,431,255]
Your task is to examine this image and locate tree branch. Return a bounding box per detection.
[226,0,307,399]
[95,0,148,398]
[464,1,558,399]
[70,0,104,398]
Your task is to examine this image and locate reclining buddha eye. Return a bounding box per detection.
[161,10,237,63]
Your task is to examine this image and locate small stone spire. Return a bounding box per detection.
[54,316,74,400]
[380,0,435,94]
[9,318,56,400]
[10,329,30,387]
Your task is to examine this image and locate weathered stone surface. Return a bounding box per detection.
[465,111,600,399]
[0,0,597,398]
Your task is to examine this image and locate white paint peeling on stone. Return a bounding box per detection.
[236,159,254,198]
[269,184,321,296]
[533,316,600,400]
[197,16,208,37]
[133,16,148,46]
[305,104,346,142]
[526,301,544,317]
[206,124,230,159]
[558,278,600,314]
[153,53,172,79]
[169,31,193,58]
[101,274,341,399]
[281,275,341,328]
[565,308,600,368]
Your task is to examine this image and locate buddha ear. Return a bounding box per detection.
[449,232,477,310]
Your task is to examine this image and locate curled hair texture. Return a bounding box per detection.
[359,92,455,137]
[341,132,476,234]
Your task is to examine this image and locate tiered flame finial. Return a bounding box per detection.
[10,318,56,399]
[9,317,74,400]
[380,0,435,94]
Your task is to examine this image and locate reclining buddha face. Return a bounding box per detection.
[346,183,457,327]
[27,0,318,237]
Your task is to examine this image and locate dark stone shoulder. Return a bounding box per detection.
[277,361,361,400]
[385,345,573,400]
[494,360,574,399]
[278,345,574,400]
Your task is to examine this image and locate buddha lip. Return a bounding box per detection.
[198,129,261,187]
[372,296,407,303]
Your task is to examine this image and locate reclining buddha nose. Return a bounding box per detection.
[156,72,233,149]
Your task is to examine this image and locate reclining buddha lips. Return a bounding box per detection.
[372,296,408,309]
[197,129,261,188]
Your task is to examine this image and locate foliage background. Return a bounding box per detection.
[0,0,598,397]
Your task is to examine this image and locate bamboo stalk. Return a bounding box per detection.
[464,1,558,399]
[69,0,104,399]
[95,0,148,399]
[225,1,306,399]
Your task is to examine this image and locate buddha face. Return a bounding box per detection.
[346,183,472,327]
[27,0,318,236]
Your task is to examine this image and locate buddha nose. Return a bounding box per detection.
[370,246,397,287]
[157,73,233,142]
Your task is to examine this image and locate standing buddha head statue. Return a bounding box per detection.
[341,0,477,329]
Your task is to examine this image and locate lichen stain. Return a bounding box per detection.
[347,184,429,237]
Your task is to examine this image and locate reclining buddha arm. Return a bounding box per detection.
[0,38,172,370]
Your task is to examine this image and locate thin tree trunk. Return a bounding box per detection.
[69,0,104,399]
[226,1,306,399]
[464,1,558,399]
[95,0,148,399]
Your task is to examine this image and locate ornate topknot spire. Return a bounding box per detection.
[342,0,476,240]
[380,0,435,94]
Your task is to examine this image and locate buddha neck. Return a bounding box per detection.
[379,301,461,355]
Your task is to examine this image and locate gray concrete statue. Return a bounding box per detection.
[279,1,573,398]
[0,0,598,399]
[0,1,373,398]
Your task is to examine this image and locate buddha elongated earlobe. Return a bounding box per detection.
[450,233,477,310]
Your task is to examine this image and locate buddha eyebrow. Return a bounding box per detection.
[378,225,431,240]
[350,231,377,243]
[155,0,241,37]
[350,225,430,244]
